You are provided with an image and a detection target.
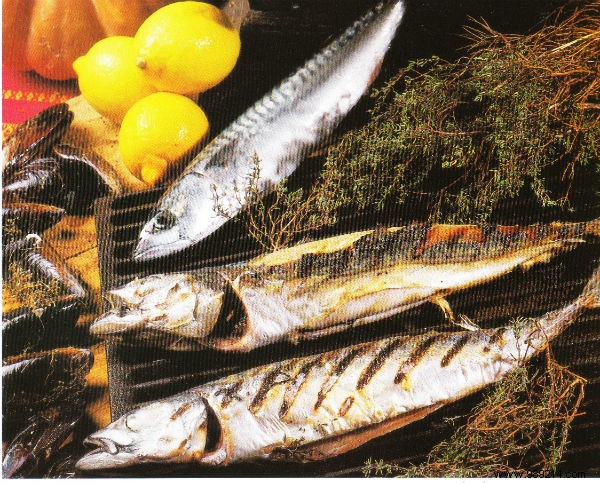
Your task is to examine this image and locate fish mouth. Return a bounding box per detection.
[133,236,193,261]
[76,437,139,471]
[90,311,147,337]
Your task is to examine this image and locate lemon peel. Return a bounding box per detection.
[133,1,241,95]
[73,36,157,123]
[119,92,209,186]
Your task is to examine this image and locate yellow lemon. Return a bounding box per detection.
[119,92,209,185]
[73,36,157,123]
[134,1,241,95]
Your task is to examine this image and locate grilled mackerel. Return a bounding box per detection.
[92,220,600,351]
[133,0,406,260]
[77,266,600,470]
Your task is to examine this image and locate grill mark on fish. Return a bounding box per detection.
[295,248,353,279]
[280,356,322,419]
[314,346,368,410]
[482,328,505,353]
[338,396,354,417]
[357,338,405,390]
[418,241,482,262]
[170,401,192,421]
[214,380,245,408]
[77,263,600,471]
[409,222,581,263]
[284,219,586,280]
[249,366,282,413]
[395,334,445,384]
[532,225,549,241]
[556,222,584,239]
[350,228,407,271]
[291,225,434,278]
[440,333,471,367]
[249,363,293,414]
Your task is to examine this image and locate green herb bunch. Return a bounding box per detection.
[320,1,599,223]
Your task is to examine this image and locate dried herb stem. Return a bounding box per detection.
[362,346,586,478]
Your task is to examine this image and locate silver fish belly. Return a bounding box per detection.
[133,0,406,260]
[76,267,600,470]
[92,220,599,351]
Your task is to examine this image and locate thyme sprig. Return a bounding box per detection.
[322,2,599,223]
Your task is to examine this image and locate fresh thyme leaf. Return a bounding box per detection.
[238,2,598,251]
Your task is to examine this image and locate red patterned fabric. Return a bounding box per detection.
[2,68,79,140]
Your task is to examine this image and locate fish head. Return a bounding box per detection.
[134,175,223,260]
[91,273,223,339]
[134,207,191,260]
[76,395,219,471]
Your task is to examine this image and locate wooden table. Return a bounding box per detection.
[43,215,111,429]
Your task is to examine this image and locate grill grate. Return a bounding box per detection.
[94,189,600,477]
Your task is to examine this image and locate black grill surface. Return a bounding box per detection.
[95,189,600,477]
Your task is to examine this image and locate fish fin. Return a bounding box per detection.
[431,295,455,322]
[579,265,600,310]
[208,334,256,352]
[455,314,481,331]
[291,323,354,341]
[269,403,444,463]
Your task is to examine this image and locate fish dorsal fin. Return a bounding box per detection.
[268,402,444,463]
[248,230,375,268]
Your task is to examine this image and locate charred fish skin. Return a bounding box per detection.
[90,272,224,339]
[133,0,406,261]
[92,219,599,351]
[77,267,600,471]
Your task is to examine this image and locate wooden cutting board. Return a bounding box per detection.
[63,96,150,193]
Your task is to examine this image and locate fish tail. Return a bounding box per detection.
[579,265,600,310]
[515,265,600,357]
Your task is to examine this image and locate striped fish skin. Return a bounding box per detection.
[133,0,406,261]
[92,220,599,351]
[76,267,600,471]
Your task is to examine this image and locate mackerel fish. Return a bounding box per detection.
[77,266,600,470]
[133,0,406,260]
[92,219,600,351]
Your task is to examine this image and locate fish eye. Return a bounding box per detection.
[153,210,177,232]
